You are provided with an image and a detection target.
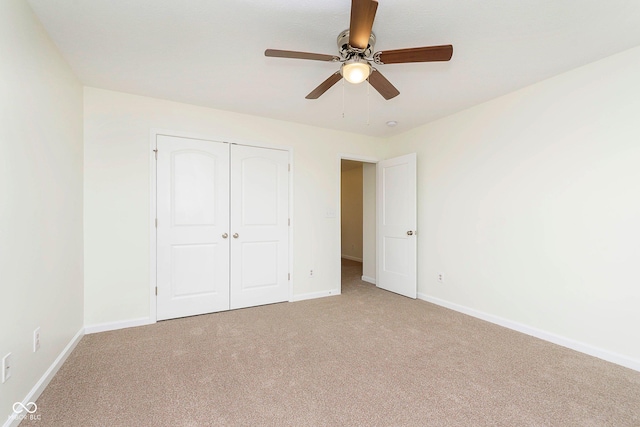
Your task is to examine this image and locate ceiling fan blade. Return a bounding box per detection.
[349,0,378,50]
[306,72,343,99]
[373,45,453,65]
[368,69,399,100]
[265,49,340,62]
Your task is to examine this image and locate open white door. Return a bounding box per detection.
[376,153,417,298]
[156,135,230,320]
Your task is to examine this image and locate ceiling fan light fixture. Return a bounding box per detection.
[341,60,371,84]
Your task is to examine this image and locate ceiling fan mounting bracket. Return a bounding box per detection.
[337,29,376,59]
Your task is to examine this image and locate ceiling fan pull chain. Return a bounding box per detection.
[342,78,345,119]
[366,76,370,126]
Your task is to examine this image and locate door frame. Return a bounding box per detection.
[336,153,379,293]
[149,128,294,322]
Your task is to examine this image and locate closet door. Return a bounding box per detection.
[230,145,289,309]
[156,135,230,320]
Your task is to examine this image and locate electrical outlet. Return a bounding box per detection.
[34,327,41,352]
[309,269,314,278]
[2,353,11,383]
[438,273,444,283]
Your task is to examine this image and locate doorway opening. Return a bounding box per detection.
[338,153,417,299]
[340,158,376,294]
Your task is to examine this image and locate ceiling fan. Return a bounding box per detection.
[265,0,453,100]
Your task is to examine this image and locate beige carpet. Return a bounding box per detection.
[22,259,640,426]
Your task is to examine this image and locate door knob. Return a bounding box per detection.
[222,233,228,239]
[233,233,239,238]
[407,230,414,236]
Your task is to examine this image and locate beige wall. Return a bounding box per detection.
[0,0,84,417]
[341,164,364,261]
[384,46,640,365]
[83,87,384,326]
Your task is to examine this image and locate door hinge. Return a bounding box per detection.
[155,218,158,228]
[155,287,158,296]
[288,163,290,172]
[153,149,158,160]
[288,218,290,226]
[288,273,290,281]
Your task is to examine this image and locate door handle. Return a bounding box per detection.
[407,230,414,236]
[233,233,239,239]
[222,233,228,239]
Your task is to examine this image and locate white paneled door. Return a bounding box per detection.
[230,145,289,309]
[156,135,289,320]
[156,135,230,320]
[376,153,417,298]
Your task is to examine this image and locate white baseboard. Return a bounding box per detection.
[3,328,84,427]
[361,275,376,284]
[292,288,341,302]
[341,255,363,262]
[417,293,640,372]
[84,317,154,334]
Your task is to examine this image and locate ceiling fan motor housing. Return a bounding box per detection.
[337,29,376,59]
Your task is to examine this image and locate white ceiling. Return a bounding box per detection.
[27,0,640,137]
